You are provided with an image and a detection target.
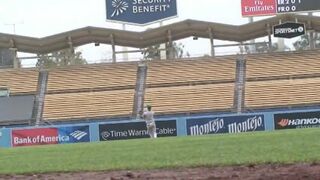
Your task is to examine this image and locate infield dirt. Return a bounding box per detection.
[1,163,319,180]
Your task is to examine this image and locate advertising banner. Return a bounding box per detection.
[106,0,177,25]
[12,126,90,147]
[187,115,265,136]
[58,126,90,144]
[274,111,320,130]
[99,120,177,141]
[0,128,11,148]
[273,22,305,38]
[241,0,276,16]
[241,0,320,16]
[277,0,320,14]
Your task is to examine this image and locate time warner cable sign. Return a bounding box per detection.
[99,120,177,141]
[106,0,177,25]
[187,115,265,136]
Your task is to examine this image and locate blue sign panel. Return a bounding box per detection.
[187,115,265,136]
[106,0,177,25]
[0,128,11,148]
[99,120,177,141]
[58,126,90,144]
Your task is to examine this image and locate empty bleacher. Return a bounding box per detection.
[42,57,238,121]
[246,50,320,80]
[0,68,38,95]
[145,83,234,114]
[46,62,138,93]
[43,62,138,122]
[246,77,320,109]
[43,89,134,121]
[146,57,236,87]
[2,49,320,124]
[144,57,236,115]
[245,50,320,110]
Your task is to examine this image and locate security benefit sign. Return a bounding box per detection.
[274,111,320,130]
[99,120,177,141]
[106,0,177,25]
[273,22,305,38]
[187,115,265,136]
[12,126,90,147]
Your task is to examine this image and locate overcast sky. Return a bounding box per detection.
[0,0,249,35]
[0,0,315,65]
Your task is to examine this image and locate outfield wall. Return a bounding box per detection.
[1,108,320,148]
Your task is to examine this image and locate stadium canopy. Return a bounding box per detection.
[0,14,319,54]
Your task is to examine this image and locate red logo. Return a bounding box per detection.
[278,119,289,127]
[241,0,277,16]
[12,128,58,147]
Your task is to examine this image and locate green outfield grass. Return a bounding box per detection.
[0,128,319,174]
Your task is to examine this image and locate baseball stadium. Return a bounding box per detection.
[0,0,320,179]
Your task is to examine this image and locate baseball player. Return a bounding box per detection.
[142,105,157,138]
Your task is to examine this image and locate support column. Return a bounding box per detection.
[67,36,75,65]
[233,55,246,113]
[132,63,148,119]
[12,50,19,68]
[208,27,215,57]
[267,24,272,52]
[122,24,129,61]
[31,69,49,126]
[239,42,244,54]
[248,17,256,53]
[159,21,167,60]
[308,21,315,50]
[9,39,19,68]
[110,34,116,63]
[308,13,315,50]
[277,19,285,51]
[167,30,174,59]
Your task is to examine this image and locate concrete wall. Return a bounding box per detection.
[0,96,34,122]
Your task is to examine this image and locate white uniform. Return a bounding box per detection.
[143,110,157,138]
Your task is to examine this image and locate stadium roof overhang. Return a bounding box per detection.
[0,14,319,54]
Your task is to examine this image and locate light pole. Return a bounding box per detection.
[4,23,16,34]
[4,21,23,34]
[4,22,23,68]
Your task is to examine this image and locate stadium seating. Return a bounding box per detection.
[246,77,320,109]
[43,62,138,121]
[43,89,134,121]
[0,68,38,95]
[46,62,138,93]
[146,57,236,87]
[43,57,237,121]
[245,50,320,109]
[143,57,236,115]
[246,50,320,80]
[145,83,234,114]
[2,49,320,123]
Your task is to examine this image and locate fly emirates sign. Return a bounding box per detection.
[242,0,276,16]
[242,0,320,16]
